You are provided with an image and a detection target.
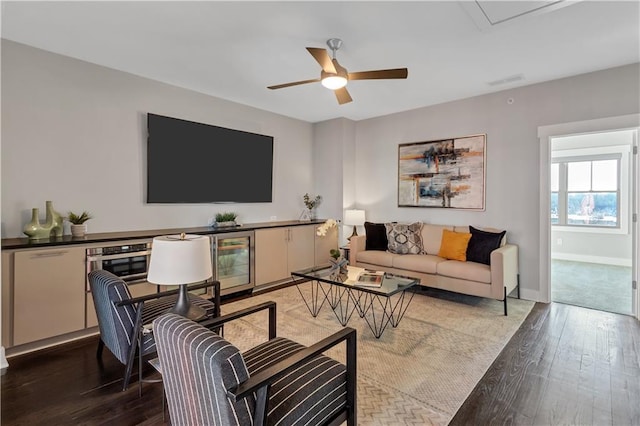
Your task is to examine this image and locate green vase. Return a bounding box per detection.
[45,201,63,237]
[23,208,51,239]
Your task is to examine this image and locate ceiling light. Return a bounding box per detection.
[321,74,348,90]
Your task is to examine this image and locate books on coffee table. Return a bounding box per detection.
[355,271,384,287]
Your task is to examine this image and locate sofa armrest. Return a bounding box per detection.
[490,244,519,299]
[349,235,366,264]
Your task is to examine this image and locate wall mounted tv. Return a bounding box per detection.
[147,113,274,203]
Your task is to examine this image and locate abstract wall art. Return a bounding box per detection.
[398,134,486,210]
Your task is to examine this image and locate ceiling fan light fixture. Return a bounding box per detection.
[321,74,348,90]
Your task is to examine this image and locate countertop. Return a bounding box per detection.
[1,219,326,250]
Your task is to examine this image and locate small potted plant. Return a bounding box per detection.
[214,212,238,227]
[301,193,322,221]
[67,211,93,237]
[329,248,341,260]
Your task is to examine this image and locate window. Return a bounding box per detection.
[551,156,620,228]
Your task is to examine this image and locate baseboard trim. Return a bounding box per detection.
[551,253,632,267]
[518,288,544,303]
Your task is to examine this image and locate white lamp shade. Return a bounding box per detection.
[147,234,213,285]
[344,209,366,226]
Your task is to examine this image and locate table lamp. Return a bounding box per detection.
[344,209,365,241]
[147,233,212,320]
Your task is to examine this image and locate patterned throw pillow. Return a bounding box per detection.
[384,222,424,254]
[438,229,472,261]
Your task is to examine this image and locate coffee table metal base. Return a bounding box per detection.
[297,279,415,338]
[351,289,415,338]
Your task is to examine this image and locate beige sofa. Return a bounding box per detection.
[349,224,519,315]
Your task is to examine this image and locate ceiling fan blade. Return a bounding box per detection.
[306,47,337,74]
[334,87,352,105]
[267,78,321,90]
[348,68,408,80]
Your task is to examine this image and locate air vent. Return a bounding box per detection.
[487,74,525,86]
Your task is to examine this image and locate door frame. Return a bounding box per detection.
[538,114,639,319]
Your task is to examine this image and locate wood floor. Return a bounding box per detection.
[2,292,639,425]
[451,301,640,426]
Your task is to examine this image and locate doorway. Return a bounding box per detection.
[539,115,638,319]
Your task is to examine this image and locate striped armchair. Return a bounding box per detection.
[153,302,357,426]
[87,270,219,391]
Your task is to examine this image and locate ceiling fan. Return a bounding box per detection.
[267,38,408,105]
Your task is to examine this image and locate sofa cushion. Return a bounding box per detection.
[438,229,472,261]
[392,254,446,274]
[466,226,507,265]
[437,260,491,283]
[364,221,388,251]
[357,250,400,267]
[384,222,424,254]
[421,224,454,255]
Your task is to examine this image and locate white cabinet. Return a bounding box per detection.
[255,225,316,285]
[13,247,86,346]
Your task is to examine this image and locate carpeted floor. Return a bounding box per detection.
[221,284,534,425]
[551,259,633,315]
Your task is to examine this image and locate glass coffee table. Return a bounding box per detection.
[291,265,419,338]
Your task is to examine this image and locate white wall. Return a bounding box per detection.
[1,40,314,237]
[351,63,640,300]
[313,117,356,245]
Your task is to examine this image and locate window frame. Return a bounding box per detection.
[552,154,621,229]
[551,145,630,235]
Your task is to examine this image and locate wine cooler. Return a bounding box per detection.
[210,230,255,296]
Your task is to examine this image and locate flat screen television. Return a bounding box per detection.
[147,113,274,203]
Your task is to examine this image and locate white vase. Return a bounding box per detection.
[71,224,87,237]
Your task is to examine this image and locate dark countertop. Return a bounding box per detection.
[1,219,326,250]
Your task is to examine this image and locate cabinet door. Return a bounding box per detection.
[14,247,86,345]
[315,224,339,266]
[288,225,315,273]
[255,228,289,285]
[2,251,13,348]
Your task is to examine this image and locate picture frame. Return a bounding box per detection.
[398,134,486,210]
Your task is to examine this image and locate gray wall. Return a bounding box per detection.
[349,63,639,300]
[2,39,639,301]
[1,40,314,237]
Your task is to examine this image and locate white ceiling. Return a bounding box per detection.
[2,1,639,123]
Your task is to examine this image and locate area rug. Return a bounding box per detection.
[220,284,534,425]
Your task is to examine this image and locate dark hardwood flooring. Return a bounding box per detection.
[451,302,640,426]
[2,291,639,425]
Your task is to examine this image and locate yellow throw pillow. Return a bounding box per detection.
[438,229,472,261]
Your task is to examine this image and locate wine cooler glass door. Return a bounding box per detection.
[212,231,255,295]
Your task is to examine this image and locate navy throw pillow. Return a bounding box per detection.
[364,222,388,251]
[466,226,506,265]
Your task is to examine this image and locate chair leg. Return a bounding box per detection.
[138,335,143,398]
[96,340,104,359]
[123,304,145,392]
[123,345,138,391]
